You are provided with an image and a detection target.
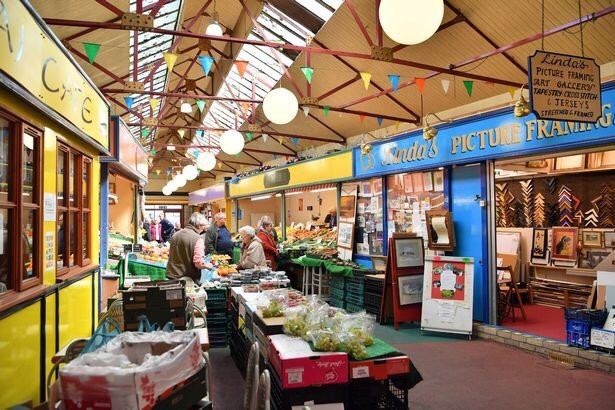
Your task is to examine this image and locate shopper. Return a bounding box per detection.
[237,226,266,269]
[160,216,175,242]
[150,218,162,242]
[205,212,234,257]
[166,212,213,282]
[324,208,337,227]
[256,216,278,270]
[142,218,152,241]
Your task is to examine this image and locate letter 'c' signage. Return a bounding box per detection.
[529,50,601,123]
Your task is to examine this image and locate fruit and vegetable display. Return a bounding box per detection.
[262,300,284,318]
[323,257,362,269]
[131,242,169,265]
[281,228,337,253]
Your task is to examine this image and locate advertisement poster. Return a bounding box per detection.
[430,261,466,300]
[45,232,54,271]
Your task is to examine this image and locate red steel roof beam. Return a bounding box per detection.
[344,0,374,47]
[102,88,261,103]
[95,0,123,16]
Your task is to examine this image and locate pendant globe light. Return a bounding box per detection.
[183,164,198,180]
[162,185,173,196]
[180,100,192,113]
[197,151,216,171]
[220,130,244,155]
[173,173,187,188]
[167,179,178,191]
[263,87,298,125]
[206,1,223,36]
[379,0,444,45]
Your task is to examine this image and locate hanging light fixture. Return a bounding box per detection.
[422,113,450,141]
[162,185,173,196]
[167,179,178,191]
[197,151,216,171]
[220,130,244,155]
[183,164,198,180]
[173,173,187,188]
[263,87,298,125]
[379,0,444,45]
[180,100,192,114]
[514,84,530,118]
[205,0,224,36]
[167,145,175,151]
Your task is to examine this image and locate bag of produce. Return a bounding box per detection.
[262,299,284,318]
[307,329,340,352]
[341,311,376,347]
[282,305,309,337]
[340,331,369,360]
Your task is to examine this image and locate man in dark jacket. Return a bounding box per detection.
[160,217,175,242]
[205,212,233,257]
[142,218,151,241]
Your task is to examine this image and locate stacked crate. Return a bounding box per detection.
[345,272,365,313]
[205,288,230,348]
[364,275,385,321]
[229,293,250,377]
[329,275,346,309]
[122,281,187,331]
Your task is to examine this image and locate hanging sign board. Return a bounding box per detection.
[528,50,601,123]
[421,255,474,337]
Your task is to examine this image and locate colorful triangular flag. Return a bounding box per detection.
[441,79,451,94]
[292,137,299,144]
[262,134,268,143]
[123,96,134,111]
[83,42,101,64]
[508,86,517,99]
[196,100,206,113]
[149,149,156,155]
[234,61,249,78]
[141,129,149,138]
[273,154,277,159]
[163,52,178,73]
[360,72,371,90]
[388,75,400,92]
[416,78,425,94]
[377,117,383,126]
[303,106,310,116]
[395,121,400,130]
[149,98,159,111]
[155,169,161,176]
[359,115,365,123]
[300,66,314,84]
[463,80,474,97]
[178,129,186,139]
[246,132,253,141]
[198,55,214,76]
[323,106,330,117]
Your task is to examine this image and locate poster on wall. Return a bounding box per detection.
[45,232,54,271]
[421,256,474,337]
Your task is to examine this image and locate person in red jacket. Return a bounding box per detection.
[256,216,278,270]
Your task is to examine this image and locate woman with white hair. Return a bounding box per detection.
[166,212,213,282]
[237,225,266,270]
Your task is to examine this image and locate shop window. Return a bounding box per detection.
[0,111,43,295]
[355,178,384,256]
[56,142,92,277]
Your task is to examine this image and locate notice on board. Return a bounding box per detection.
[528,50,601,123]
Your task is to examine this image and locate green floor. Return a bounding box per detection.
[374,322,466,344]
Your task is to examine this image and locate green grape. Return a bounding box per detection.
[263,300,283,318]
[345,339,368,360]
[283,317,307,337]
[350,328,374,346]
[314,334,339,352]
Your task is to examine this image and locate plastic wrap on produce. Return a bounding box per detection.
[59,331,204,409]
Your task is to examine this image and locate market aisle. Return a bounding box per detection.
[397,340,615,409]
[208,347,245,410]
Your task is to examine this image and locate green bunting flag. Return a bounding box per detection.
[196,100,206,113]
[300,66,314,84]
[83,43,101,64]
[246,132,253,141]
[149,149,156,155]
[141,129,149,138]
[323,106,330,116]
[463,80,474,97]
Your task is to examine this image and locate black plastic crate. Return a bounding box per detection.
[345,291,364,306]
[564,308,608,323]
[329,298,345,309]
[364,291,382,309]
[269,365,348,410]
[345,302,363,313]
[347,375,409,410]
[205,288,228,302]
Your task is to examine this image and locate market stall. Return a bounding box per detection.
[189,183,228,223]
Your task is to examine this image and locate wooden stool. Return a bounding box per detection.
[497,266,527,322]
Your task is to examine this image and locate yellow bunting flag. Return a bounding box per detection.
[149,98,159,111]
[360,72,372,90]
[163,52,178,73]
[395,121,400,131]
[508,86,517,100]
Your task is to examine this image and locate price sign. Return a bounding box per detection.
[528,50,601,123]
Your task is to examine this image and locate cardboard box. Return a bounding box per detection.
[154,366,207,409]
[254,309,286,335]
[348,355,410,380]
[268,334,348,389]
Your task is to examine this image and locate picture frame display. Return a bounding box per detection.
[551,226,579,261]
[581,230,603,248]
[337,221,355,249]
[411,173,424,193]
[372,178,382,195]
[423,172,433,192]
[403,174,414,194]
[398,274,424,305]
[531,228,548,259]
[339,195,357,219]
[425,210,456,251]
[604,231,615,247]
[433,171,444,192]
[393,235,424,268]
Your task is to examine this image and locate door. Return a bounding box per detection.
[450,164,489,322]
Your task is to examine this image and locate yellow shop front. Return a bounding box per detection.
[0,1,109,407]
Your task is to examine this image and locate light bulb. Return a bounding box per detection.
[180,102,192,113]
[197,151,216,171]
[263,87,298,125]
[183,164,198,180]
[173,173,187,188]
[379,0,444,45]
[206,12,224,36]
[162,185,172,196]
[220,130,244,155]
[167,179,178,191]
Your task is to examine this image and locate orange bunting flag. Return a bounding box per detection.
[416,78,425,94]
[234,61,249,78]
[241,102,251,112]
[359,114,365,123]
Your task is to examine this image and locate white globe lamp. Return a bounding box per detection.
[206,12,224,36]
[173,173,187,188]
[197,151,216,171]
[183,164,198,180]
[379,0,444,45]
[263,87,298,125]
[167,179,178,191]
[220,130,245,155]
[162,185,172,196]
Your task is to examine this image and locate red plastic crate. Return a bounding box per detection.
[349,355,410,381]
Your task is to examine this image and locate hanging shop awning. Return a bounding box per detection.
[189,184,225,205]
[227,150,352,199]
[284,183,337,194]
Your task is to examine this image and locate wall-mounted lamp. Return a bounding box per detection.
[514,84,530,118]
[423,112,450,141]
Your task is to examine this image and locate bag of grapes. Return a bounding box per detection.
[282,304,309,338]
[341,311,375,347]
[339,331,369,360]
[307,329,341,352]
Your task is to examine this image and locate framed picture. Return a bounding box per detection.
[582,230,603,248]
[337,221,355,249]
[109,182,116,194]
[398,274,424,305]
[531,228,548,259]
[339,195,357,219]
[423,172,433,192]
[371,255,387,272]
[403,174,414,194]
[393,235,424,268]
[361,181,372,196]
[425,210,455,251]
[411,173,424,193]
[604,232,615,247]
[551,226,578,261]
[372,178,382,195]
[433,170,444,192]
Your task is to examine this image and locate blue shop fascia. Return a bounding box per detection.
[351,83,615,324]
